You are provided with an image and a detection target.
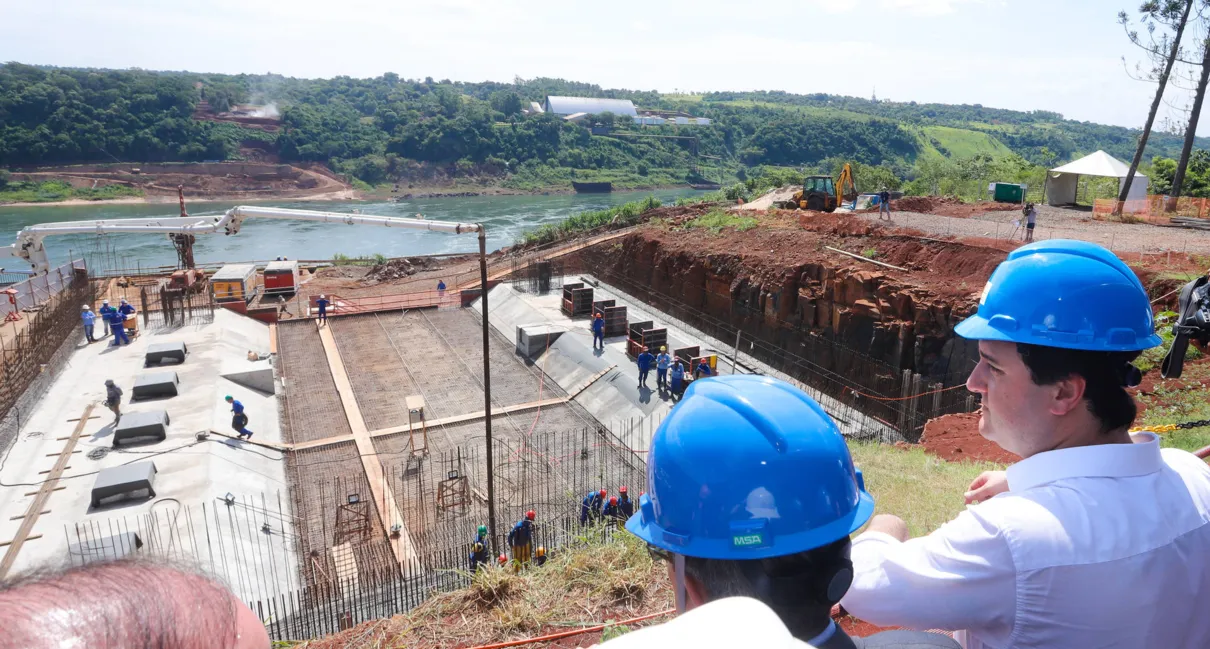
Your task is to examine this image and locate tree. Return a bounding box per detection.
[1118,0,1196,212]
[1170,6,1210,206]
[490,90,523,117]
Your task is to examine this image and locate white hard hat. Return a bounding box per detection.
[82,304,91,310]
[599,597,811,649]
[119,297,128,302]
[102,299,109,304]
[319,294,326,299]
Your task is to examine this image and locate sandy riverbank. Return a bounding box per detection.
[0,188,360,208]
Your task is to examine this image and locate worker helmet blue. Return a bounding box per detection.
[955,239,1161,351]
[626,375,873,560]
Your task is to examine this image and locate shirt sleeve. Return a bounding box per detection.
[841,509,1016,635]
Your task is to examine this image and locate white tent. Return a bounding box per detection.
[1045,150,1147,206]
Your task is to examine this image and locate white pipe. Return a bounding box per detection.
[227,206,480,235]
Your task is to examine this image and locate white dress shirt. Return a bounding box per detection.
[841,433,1210,649]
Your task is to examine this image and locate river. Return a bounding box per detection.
[0,189,699,272]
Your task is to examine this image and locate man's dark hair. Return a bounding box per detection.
[682,536,850,640]
[1017,343,1142,433]
[0,559,243,649]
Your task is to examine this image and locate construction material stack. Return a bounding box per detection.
[561,282,594,317]
[592,299,629,337]
[674,345,718,380]
[628,321,667,357]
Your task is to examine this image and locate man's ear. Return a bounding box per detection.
[682,571,710,611]
[1050,373,1087,417]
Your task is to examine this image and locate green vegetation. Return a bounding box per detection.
[685,209,757,234]
[860,248,879,259]
[0,179,142,203]
[519,195,662,246]
[849,442,1001,537]
[3,63,1202,198]
[331,252,388,266]
[1136,358,1210,455]
[1151,150,1210,197]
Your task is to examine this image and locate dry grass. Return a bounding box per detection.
[296,529,673,649]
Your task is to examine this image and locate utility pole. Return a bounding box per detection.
[478,228,498,557]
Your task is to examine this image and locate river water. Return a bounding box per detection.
[0,189,698,272]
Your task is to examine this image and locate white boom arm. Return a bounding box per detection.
[2,206,483,275]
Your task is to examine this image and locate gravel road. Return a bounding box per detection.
[854,205,1210,255]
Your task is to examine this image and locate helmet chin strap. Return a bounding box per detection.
[674,553,687,613]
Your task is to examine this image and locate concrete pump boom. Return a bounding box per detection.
[0,206,483,275]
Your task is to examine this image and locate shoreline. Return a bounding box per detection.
[0,183,704,208]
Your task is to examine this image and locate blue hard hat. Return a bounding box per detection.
[955,239,1162,351]
[626,374,873,560]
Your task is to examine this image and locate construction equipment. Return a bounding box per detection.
[777,163,859,212]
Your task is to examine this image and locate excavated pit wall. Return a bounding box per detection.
[575,230,1004,392]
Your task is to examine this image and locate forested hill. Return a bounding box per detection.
[0,62,1204,189]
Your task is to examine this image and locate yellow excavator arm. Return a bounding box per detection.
[836,163,858,205]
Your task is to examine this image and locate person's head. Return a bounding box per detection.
[82,304,90,311]
[0,559,269,649]
[660,346,666,353]
[498,554,507,565]
[609,496,618,506]
[119,297,127,304]
[599,488,607,499]
[626,375,873,640]
[596,312,603,319]
[104,379,114,386]
[525,510,535,521]
[319,294,326,300]
[477,524,487,537]
[957,240,1161,458]
[102,299,109,305]
[224,395,234,403]
[620,485,629,498]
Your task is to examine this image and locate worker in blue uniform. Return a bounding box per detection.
[316,295,330,325]
[81,305,97,343]
[507,510,535,565]
[669,360,686,400]
[694,358,713,379]
[655,347,672,390]
[591,312,605,350]
[469,541,489,572]
[625,374,959,649]
[117,297,136,318]
[580,489,606,525]
[617,485,634,520]
[636,346,655,388]
[98,299,116,336]
[107,309,129,346]
[602,496,621,524]
[225,395,253,440]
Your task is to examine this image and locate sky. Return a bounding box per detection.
[2,0,1207,135]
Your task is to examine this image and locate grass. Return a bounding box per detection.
[860,248,879,259]
[518,195,663,246]
[684,209,757,234]
[0,180,143,203]
[918,126,1013,160]
[1135,356,1210,453]
[297,528,672,649]
[849,442,1001,537]
[331,252,388,266]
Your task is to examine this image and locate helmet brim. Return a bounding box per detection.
[626,490,875,560]
[955,314,1163,351]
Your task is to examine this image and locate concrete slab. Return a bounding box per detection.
[132,372,179,400]
[0,309,296,604]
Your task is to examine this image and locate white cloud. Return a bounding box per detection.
[878,0,981,15]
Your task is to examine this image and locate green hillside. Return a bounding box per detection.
[0,63,1204,195]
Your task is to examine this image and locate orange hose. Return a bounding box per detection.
[1196,444,1210,460]
[463,609,675,649]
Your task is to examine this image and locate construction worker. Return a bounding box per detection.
[655,346,672,390]
[602,495,621,523]
[473,524,488,546]
[98,299,115,336]
[693,357,713,380]
[437,279,446,297]
[636,346,654,389]
[225,395,253,440]
[626,374,959,649]
[507,510,535,565]
[534,546,547,567]
[81,305,96,343]
[580,489,606,525]
[107,308,130,347]
[103,379,122,424]
[669,359,686,399]
[878,187,891,220]
[316,294,329,325]
[118,297,136,318]
[617,486,634,520]
[591,312,605,350]
[469,541,490,572]
[843,240,1210,648]
[497,554,508,567]
[1023,201,1038,242]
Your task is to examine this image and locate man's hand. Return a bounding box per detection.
[964,470,1009,505]
[867,514,909,542]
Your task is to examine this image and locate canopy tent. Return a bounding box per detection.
[1045,150,1147,206]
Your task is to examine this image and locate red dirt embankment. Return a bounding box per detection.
[857,196,1019,219]
[920,412,1020,464]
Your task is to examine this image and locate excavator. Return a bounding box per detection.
[777,163,858,212]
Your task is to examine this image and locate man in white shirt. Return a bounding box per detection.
[842,239,1210,648]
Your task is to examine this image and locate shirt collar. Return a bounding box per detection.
[805,619,838,647]
[1007,432,1164,492]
